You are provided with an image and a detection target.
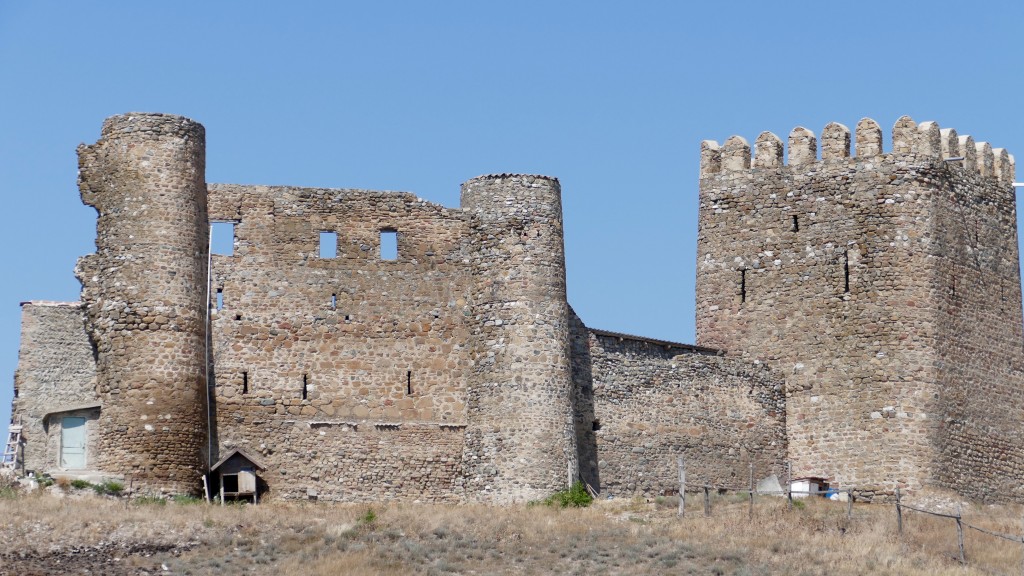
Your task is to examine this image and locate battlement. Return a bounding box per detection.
[700,116,1015,184]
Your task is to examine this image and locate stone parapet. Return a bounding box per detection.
[701,116,1015,185]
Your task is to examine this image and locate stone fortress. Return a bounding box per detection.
[6,112,1023,504]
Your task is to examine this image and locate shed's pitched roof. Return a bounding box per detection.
[210,447,266,472]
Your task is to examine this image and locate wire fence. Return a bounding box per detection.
[672,457,1024,575]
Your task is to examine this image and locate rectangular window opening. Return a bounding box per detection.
[406,370,413,395]
[216,288,224,311]
[242,371,248,395]
[223,474,239,493]
[319,231,338,259]
[843,251,850,294]
[380,229,398,261]
[210,222,236,256]
[592,420,602,431]
[792,215,799,232]
[302,374,308,400]
[330,293,337,310]
[740,269,747,304]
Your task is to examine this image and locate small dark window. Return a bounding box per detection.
[740,269,747,304]
[592,420,602,431]
[407,371,413,395]
[302,374,308,400]
[242,371,248,394]
[222,474,239,493]
[319,231,337,259]
[216,288,224,311]
[211,222,236,256]
[380,229,398,260]
[843,251,850,294]
[344,314,351,322]
[792,215,799,232]
[235,314,242,321]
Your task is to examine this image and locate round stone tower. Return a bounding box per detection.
[460,174,578,503]
[75,113,209,494]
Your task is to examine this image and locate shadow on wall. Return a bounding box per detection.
[570,309,601,492]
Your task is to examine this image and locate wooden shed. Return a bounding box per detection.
[790,476,830,499]
[210,448,265,504]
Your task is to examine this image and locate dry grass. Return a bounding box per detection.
[1,489,1022,575]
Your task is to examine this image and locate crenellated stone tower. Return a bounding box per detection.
[461,174,578,503]
[696,116,1024,501]
[75,113,210,494]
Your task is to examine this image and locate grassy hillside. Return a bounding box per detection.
[0,486,1020,575]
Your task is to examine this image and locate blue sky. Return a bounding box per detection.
[2,1,1024,427]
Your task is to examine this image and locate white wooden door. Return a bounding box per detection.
[60,417,87,469]
[239,467,256,493]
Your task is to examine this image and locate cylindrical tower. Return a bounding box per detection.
[460,174,577,503]
[75,113,209,494]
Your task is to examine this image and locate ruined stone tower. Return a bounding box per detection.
[75,113,209,493]
[461,174,577,503]
[696,116,1024,501]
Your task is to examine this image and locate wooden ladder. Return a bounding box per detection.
[2,424,22,469]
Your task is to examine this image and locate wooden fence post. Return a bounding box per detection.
[677,457,686,518]
[956,504,965,565]
[896,487,903,536]
[748,463,754,519]
[786,461,792,511]
[704,485,710,517]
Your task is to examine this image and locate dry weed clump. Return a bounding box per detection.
[0,491,1022,575]
[0,470,19,498]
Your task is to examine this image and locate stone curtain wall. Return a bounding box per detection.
[75,114,209,494]
[696,116,1021,498]
[12,303,98,473]
[571,315,787,497]
[460,175,577,503]
[931,144,1024,502]
[218,422,467,502]
[208,184,476,501]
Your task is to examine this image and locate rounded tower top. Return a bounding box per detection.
[459,173,562,221]
[100,112,205,140]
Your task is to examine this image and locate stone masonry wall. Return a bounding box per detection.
[19,110,1023,506]
[460,175,577,503]
[75,113,209,494]
[571,312,787,497]
[11,302,98,473]
[208,184,475,501]
[696,116,1022,498]
[931,144,1024,502]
